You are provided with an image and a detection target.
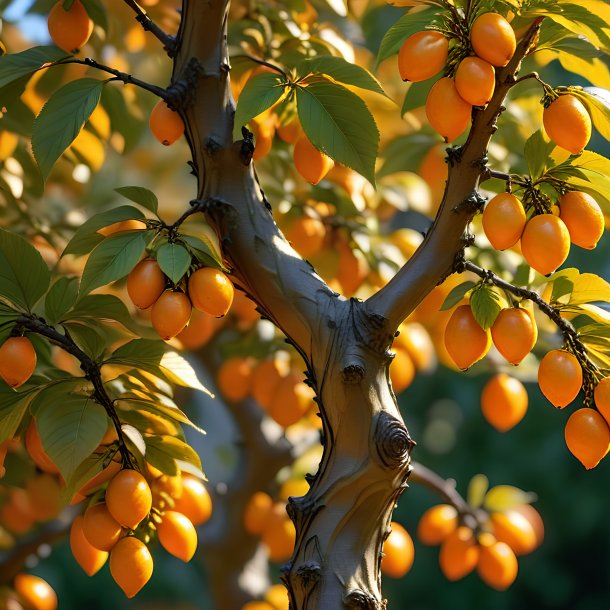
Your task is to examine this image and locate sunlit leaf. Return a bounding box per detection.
[440,281,477,311]
[0,46,69,89]
[467,473,489,509]
[484,485,537,512]
[470,284,503,330]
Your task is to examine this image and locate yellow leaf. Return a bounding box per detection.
[467,474,488,509]
[569,272,610,305]
[484,485,537,512]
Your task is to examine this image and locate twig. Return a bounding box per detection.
[121,0,176,55]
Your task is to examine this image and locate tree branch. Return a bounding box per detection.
[121,0,176,55]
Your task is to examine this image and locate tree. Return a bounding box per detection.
[1,0,610,608]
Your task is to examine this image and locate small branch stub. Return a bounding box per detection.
[374,412,414,470]
[343,589,383,610]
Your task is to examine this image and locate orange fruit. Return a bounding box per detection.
[477,534,518,590]
[454,56,495,106]
[265,583,289,610]
[381,521,415,578]
[490,510,538,556]
[25,419,60,475]
[389,347,416,394]
[444,304,492,370]
[439,526,479,581]
[416,504,458,546]
[520,214,570,275]
[543,94,591,155]
[426,77,472,142]
[25,474,62,522]
[83,502,124,551]
[594,377,610,425]
[470,13,516,67]
[278,478,310,501]
[150,290,192,340]
[251,356,289,411]
[75,455,122,500]
[285,216,326,259]
[1,488,35,534]
[149,100,185,146]
[176,308,224,350]
[127,258,166,309]
[538,349,582,408]
[268,372,316,427]
[335,236,369,296]
[172,476,212,525]
[491,307,537,365]
[109,536,154,598]
[105,469,153,529]
[0,439,10,478]
[511,504,544,549]
[243,491,273,535]
[251,114,276,160]
[480,373,528,432]
[394,323,435,372]
[231,289,260,327]
[217,356,254,402]
[419,144,448,209]
[156,510,198,562]
[188,267,234,317]
[151,474,184,506]
[47,0,92,53]
[559,191,604,249]
[70,514,108,576]
[293,136,334,185]
[564,407,610,469]
[97,219,146,236]
[0,336,37,388]
[241,603,275,610]
[277,117,302,144]
[482,193,526,250]
[260,503,296,562]
[14,574,57,610]
[397,31,449,82]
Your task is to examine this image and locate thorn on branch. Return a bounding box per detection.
[239,126,255,165]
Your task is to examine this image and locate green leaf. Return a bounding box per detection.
[79,230,154,295]
[156,242,192,285]
[36,393,107,481]
[0,46,69,89]
[159,351,213,395]
[62,205,147,256]
[233,72,287,139]
[572,87,610,141]
[142,437,179,476]
[524,130,555,180]
[296,80,379,185]
[32,78,105,180]
[118,396,205,434]
[60,449,117,504]
[115,186,159,215]
[45,277,79,325]
[0,228,51,312]
[181,234,224,269]
[145,435,202,472]
[298,55,387,97]
[62,322,107,360]
[0,385,40,444]
[401,78,437,115]
[440,281,476,311]
[551,276,574,303]
[470,284,502,330]
[67,294,136,332]
[467,474,489,509]
[542,4,610,53]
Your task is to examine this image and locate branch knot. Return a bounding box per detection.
[374,412,414,470]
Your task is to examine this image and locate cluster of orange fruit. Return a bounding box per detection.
[0,336,37,389]
[398,13,516,142]
[483,190,604,275]
[47,0,93,54]
[126,257,234,340]
[417,502,543,590]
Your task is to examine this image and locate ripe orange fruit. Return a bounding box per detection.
[14,573,57,610]
[480,373,528,432]
[25,418,60,475]
[265,583,289,610]
[277,117,302,144]
[47,0,92,53]
[156,510,198,562]
[176,308,224,350]
[543,94,591,155]
[335,236,369,296]
[594,377,610,425]
[251,114,276,160]
[439,526,479,581]
[127,258,166,309]
[251,356,289,410]
[75,455,122,500]
[397,31,449,82]
[444,304,492,370]
[70,514,108,576]
[188,267,234,317]
[559,191,604,249]
[538,349,582,408]
[454,56,495,106]
[242,603,275,610]
[151,474,184,506]
[244,491,274,535]
[1,489,35,534]
[25,474,62,522]
[477,534,518,591]
[150,290,192,340]
[511,504,544,549]
[389,347,416,394]
[482,192,526,250]
[0,336,37,388]
[490,509,538,556]
[490,307,537,365]
[170,476,212,526]
[149,100,185,146]
[520,214,570,275]
[217,356,254,402]
[394,323,435,372]
[105,469,153,529]
[417,504,458,546]
[564,408,610,469]
[381,522,415,578]
[470,13,516,67]
[426,77,472,142]
[419,144,448,208]
[293,136,334,185]
[260,503,296,562]
[109,536,154,598]
[83,502,124,551]
[285,216,326,259]
[278,478,310,501]
[268,372,316,427]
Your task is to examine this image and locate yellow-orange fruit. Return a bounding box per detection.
[389,347,416,394]
[268,372,316,427]
[482,193,526,250]
[156,510,198,562]
[417,504,458,546]
[47,0,92,54]
[277,117,302,144]
[425,77,472,142]
[217,356,254,402]
[188,267,234,317]
[83,502,124,551]
[109,536,154,598]
[511,504,544,549]
[251,114,276,160]
[381,522,415,578]
[477,534,518,591]
[176,308,224,350]
[397,31,448,82]
[265,583,289,610]
[150,290,192,340]
[25,419,60,475]
[520,214,570,275]
[454,56,496,106]
[538,349,582,408]
[594,377,610,425]
[293,136,334,185]
[105,469,153,529]
[0,336,37,388]
[490,510,538,556]
[14,574,57,610]
[564,408,610,469]
[394,323,435,372]
[1,489,35,534]
[251,357,289,411]
[419,144,448,209]
[244,491,273,535]
[439,526,479,581]
[25,474,62,522]
[285,216,326,259]
[470,13,516,67]
[260,503,296,562]
[149,100,185,146]
[126,258,166,309]
[172,476,213,526]
[543,94,591,155]
[70,515,108,576]
[444,304,492,370]
[491,307,537,365]
[480,373,528,432]
[559,191,604,249]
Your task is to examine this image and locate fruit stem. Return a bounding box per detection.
[122,0,177,56]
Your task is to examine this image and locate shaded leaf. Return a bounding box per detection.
[470,284,502,330]
[0,46,69,89]
[45,277,79,325]
[524,129,555,180]
[115,186,159,215]
[145,435,202,471]
[181,234,224,270]
[156,242,192,285]
[62,322,107,360]
[118,396,205,434]
[440,281,476,311]
[67,294,137,332]
[0,385,40,444]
